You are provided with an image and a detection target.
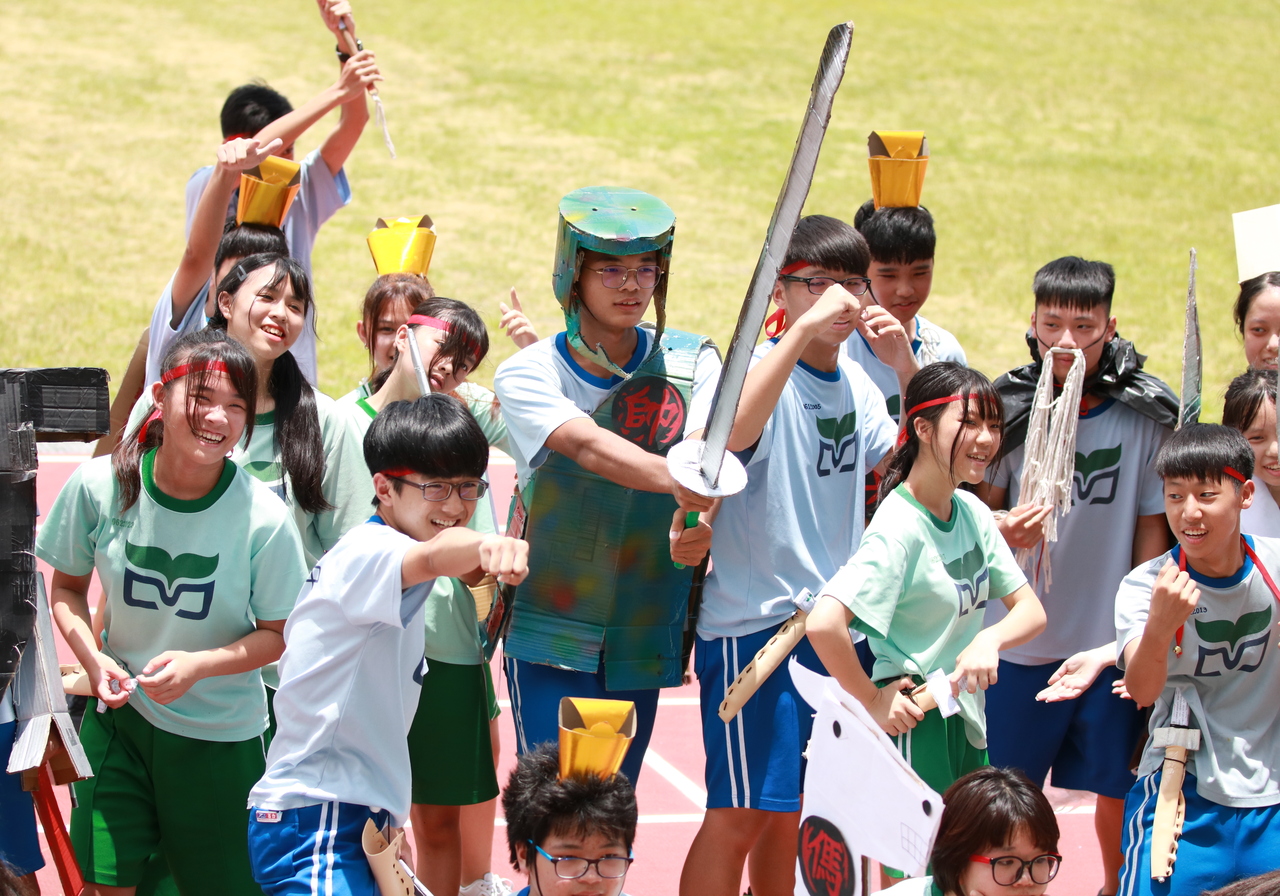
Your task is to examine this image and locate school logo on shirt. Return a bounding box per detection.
[945,543,990,617]
[1193,606,1272,676]
[610,376,686,451]
[243,460,287,501]
[1073,445,1122,505]
[121,541,219,621]
[816,412,860,477]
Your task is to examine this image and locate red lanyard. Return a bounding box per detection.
[1174,537,1280,656]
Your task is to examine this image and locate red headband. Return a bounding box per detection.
[407,315,481,359]
[896,393,982,448]
[764,261,816,338]
[1224,466,1248,484]
[380,468,416,479]
[161,360,231,385]
[779,260,812,277]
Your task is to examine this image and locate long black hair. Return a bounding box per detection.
[881,361,1004,501]
[113,329,257,512]
[210,252,330,514]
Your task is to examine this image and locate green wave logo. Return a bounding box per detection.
[816,411,858,448]
[1195,607,1273,649]
[1075,445,1122,478]
[124,542,219,587]
[943,543,985,588]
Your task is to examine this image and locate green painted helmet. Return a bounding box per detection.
[552,186,676,377]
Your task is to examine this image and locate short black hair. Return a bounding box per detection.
[1223,368,1277,435]
[1155,423,1254,486]
[931,767,1059,896]
[853,199,936,266]
[220,83,292,139]
[501,742,638,872]
[1032,256,1115,313]
[215,222,290,273]
[364,394,489,482]
[782,214,870,277]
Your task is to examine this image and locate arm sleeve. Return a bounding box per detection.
[857,372,897,468]
[145,277,208,388]
[290,149,351,252]
[820,530,911,640]
[685,343,724,435]
[338,533,416,628]
[1114,558,1162,668]
[34,465,102,577]
[309,399,377,555]
[183,166,215,238]
[494,349,591,470]
[248,508,309,622]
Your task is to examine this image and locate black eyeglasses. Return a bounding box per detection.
[386,476,488,502]
[584,265,663,289]
[781,274,872,297]
[531,842,633,880]
[970,853,1062,886]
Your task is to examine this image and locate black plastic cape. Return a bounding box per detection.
[995,332,1180,457]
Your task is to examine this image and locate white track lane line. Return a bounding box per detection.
[643,747,708,809]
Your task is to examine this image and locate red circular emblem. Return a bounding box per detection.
[798,815,856,896]
[610,376,686,451]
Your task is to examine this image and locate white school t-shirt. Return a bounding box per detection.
[494,326,721,488]
[821,486,1028,747]
[841,313,966,421]
[698,340,896,638]
[180,149,353,384]
[33,453,306,741]
[250,519,434,827]
[1241,474,1280,538]
[984,399,1170,663]
[1115,536,1280,808]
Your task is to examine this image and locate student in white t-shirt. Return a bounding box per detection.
[36,330,308,896]
[680,215,897,896]
[249,395,530,896]
[890,766,1063,896]
[1223,368,1280,538]
[807,363,1045,806]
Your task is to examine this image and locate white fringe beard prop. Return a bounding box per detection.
[1014,347,1086,589]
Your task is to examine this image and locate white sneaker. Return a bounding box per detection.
[459,872,515,896]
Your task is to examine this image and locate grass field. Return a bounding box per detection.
[4,1,1278,418]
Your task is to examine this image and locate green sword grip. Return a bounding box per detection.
[674,510,701,570]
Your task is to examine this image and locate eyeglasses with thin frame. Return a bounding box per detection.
[385,476,489,502]
[969,853,1062,886]
[583,265,664,289]
[781,274,873,297]
[531,842,633,880]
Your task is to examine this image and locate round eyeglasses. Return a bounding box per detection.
[583,265,663,289]
[385,476,488,502]
[531,842,633,880]
[781,274,873,297]
[969,853,1062,886]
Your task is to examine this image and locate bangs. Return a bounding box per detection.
[962,378,1005,427]
[178,341,257,447]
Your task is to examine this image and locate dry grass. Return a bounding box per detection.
[4,0,1278,419]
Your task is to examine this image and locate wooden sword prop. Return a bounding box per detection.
[1151,688,1199,882]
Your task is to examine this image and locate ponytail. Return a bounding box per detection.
[269,350,331,514]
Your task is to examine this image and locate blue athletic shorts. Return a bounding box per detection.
[985,660,1143,799]
[1120,770,1280,896]
[248,802,391,896]
[0,720,44,876]
[694,621,827,812]
[504,655,659,786]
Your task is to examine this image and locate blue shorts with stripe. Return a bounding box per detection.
[986,659,1143,800]
[504,655,659,787]
[248,802,391,896]
[695,621,828,812]
[1119,770,1280,896]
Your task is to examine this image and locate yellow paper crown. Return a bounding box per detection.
[868,130,929,209]
[235,155,302,227]
[558,697,636,780]
[367,216,437,276]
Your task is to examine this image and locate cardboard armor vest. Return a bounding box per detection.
[501,327,709,691]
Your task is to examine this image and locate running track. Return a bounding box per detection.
[29,451,1103,895]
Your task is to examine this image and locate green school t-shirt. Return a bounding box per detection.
[34,452,307,741]
[821,485,1027,747]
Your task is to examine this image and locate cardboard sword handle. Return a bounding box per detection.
[1150,745,1189,882]
[717,609,808,722]
[338,23,380,97]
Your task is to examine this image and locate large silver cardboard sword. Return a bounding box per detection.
[1177,249,1201,430]
[666,22,855,720]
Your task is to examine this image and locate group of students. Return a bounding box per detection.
[4,5,1280,895]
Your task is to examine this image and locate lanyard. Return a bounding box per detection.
[1174,536,1280,656]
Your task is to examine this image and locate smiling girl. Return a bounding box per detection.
[1235,273,1280,371]
[806,362,1046,802]
[37,330,307,896]
[1223,368,1280,536]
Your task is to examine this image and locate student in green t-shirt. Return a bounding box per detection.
[807,362,1046,801]
[36,329,308,896]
